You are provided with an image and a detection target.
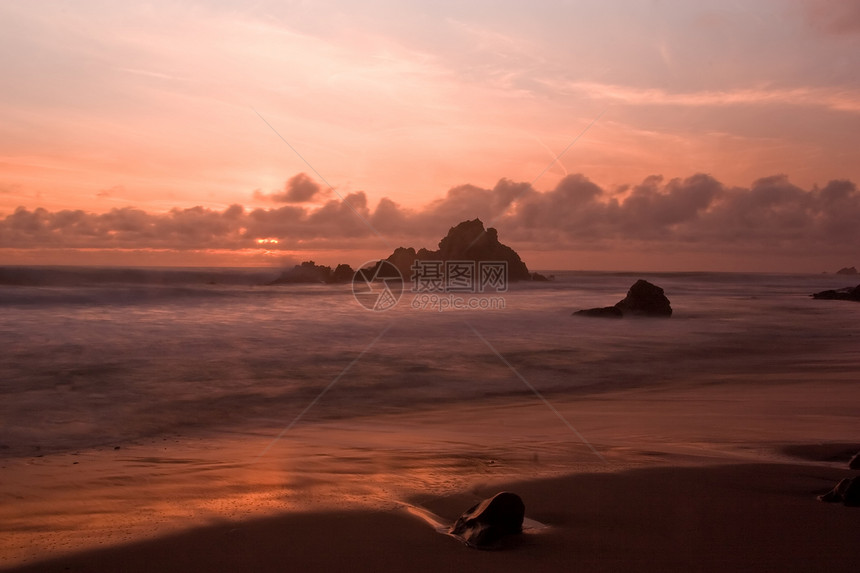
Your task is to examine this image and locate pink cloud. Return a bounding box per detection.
[3,172,859,265]
[254,173,326,203]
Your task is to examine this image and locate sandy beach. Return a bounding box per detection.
[3,375,859,572]
[4,0,860,569]
[5,463,860,573]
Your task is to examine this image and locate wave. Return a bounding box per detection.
[0,266,351,306]
[0,266,282,287]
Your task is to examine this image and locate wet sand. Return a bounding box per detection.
[2,376,859,572]
[4,463,860,573]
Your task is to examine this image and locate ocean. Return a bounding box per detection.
[2,266,857,459]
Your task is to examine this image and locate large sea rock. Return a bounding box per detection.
[390,219,531,281]
[364,218,533,283]
[574,279,672,318]
[811,284,860,302]
[449,492,525,549]
[272,219,536,285]
[835,266,858,275]
[434,219,531,281]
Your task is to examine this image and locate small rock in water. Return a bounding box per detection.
[575,306,623,318]
[449,492,525,549]
[574,279,672,318]
[811,284,860,302]
[818,477,860,507]
[615,279,673,316]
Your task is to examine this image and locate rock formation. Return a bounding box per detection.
[383,247,419,280]
[331,263,355,283]
[436,220,531,281]
[836,266,858,275]
[811,284,860,302]
[818,477,860,507]
[270,261,354,284]
[449,492,525,549]
[576,305,624,318]
[271,219,540,285]
[360,218,535,283]
[385,219,531,281]
[850,453,860,470]
[574,279,673,318]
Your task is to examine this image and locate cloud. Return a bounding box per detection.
[497,173,860,253]
[2,172,859,258]
[95,185,125,199]
[254,173,325,203]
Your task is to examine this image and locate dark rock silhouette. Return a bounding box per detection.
[354,259,402,283]
[270,261,354,284]
[811,284,860,302]
[576,305,624,318]
[836,266,858,275]
[384,247,419,280]
[421,219,531,281]
[331,264,355,283]
[272,219,537,286]
[616,280,673,316]
[365,218,534,283]
[850,453,860,470]
[574,279,672,318]
[444,221,528,279]
[818,477,860,507]
[449,492,525,549]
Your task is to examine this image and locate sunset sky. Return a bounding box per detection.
[2,0,859,271]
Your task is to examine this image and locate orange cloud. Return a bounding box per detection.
[3,173,859,269]
[254,173,326,203]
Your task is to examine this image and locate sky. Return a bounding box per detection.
[1,0,859,271]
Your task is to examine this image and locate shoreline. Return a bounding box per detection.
[3,460,859,573]
[3,376,859,570]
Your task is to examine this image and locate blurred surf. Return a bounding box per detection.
[1,268,857,458]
